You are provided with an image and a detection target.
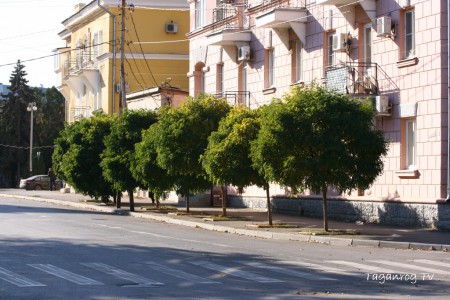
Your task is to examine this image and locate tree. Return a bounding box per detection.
[34,86,65,174]
[101,109,157,211]
[52,112,114,200]
[0,60,36,186]
[202,106,268,219]
[131,122,177,207]
[153,96,231,213]
[253,84,388,231]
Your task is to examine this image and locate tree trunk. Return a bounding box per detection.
[186,194,190,213]
[128,189,134,212]
[221,185,227,217]
[265,184,273,226]
[210,184,214,206]
[116,191,121,209]
[156,198,160,208]
[322,186,328,232]
[113,191,117,204]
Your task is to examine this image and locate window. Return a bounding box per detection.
[216,63,224,97]
[195,0,205,29]
[242,63,248,106]
[293,40,303,83]
[405,10,415,58]
[328,34,335,66]
[363,23,372,75]
[266,48,274,88]
[194,62,205,98]
[405,119,416,169]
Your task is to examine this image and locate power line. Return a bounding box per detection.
[128,11,158,87]
[0,144,55,150]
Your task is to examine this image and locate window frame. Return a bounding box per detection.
[328,33,335,67]
[216,63,224,97]
[195,0,205,29]
[268,48,274,87]
[294,40,303,83]
[404,9,415,59]
[405,118,416,169]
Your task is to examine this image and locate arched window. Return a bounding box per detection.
[194,62,205,98]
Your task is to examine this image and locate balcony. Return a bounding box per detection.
[206,29,252,46]
[63,56,100,95]
[70,106,92,121]
[325,63,379,96]
[255,0,307,43]
[317,0,376,20]
[325,63,396,117]
[213,4,236,23]
[216,91,251,107]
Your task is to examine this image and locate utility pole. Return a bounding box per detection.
[119,0,126,115]
[27,102,37,176]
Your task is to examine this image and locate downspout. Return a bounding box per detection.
[98,0,117,114]
[447,0,450,202]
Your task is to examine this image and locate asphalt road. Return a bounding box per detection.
[1,196,450,299]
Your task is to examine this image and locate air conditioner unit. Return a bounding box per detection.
[238,46,251,61]
[165,22,178,34]
[371,95,391,116]
[332,33,348,52]
[376,16,392,37]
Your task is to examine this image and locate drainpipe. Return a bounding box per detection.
[98,0,117,114]
[447,0,450,202]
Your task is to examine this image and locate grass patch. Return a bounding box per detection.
[299,229,360,236]
[31,195,41,198]
[246,223,299,228]
[203,215,248,222]
[80,199,103,203]
[168,211,209,216]
[140,206,178,211]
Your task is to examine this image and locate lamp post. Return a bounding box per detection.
[27,102,37,176]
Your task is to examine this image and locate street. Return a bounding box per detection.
[0,196,449,299]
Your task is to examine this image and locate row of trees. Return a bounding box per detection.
[0,61,65,187]
[53,84,388,230]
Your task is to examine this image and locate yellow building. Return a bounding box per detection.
[54,0,189,123]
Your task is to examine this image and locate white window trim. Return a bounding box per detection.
[295,40,303,83]
[405,10,415,59]
[268,48,274,87]
[405,119,416,170]
[328,34,335,66]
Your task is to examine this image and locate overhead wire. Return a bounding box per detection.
[128,9,158,87]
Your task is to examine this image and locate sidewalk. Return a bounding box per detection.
[1,188,449,252]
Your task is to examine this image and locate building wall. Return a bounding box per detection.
[56,1,189,122]
[188,0,448,206]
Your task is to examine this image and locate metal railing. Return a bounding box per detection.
[213,4,237,22]
[217,91,252,106]
[63,56,98,77]
[261,0,306,9]
[325,63,379,95]
[70,106,92,121]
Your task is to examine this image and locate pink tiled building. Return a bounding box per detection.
[187,0,450,227]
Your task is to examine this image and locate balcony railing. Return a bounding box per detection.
[216,91,251,107]
[63,56,98,77]
[325,63,379,96]
[261,0,306,8]
[213,4,237,22]
[70,106,92,121]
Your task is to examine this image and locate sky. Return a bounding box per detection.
[0,0,90,88]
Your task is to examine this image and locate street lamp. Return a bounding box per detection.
[27,102,37,176]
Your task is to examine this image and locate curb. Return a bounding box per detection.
[1,193,447,252]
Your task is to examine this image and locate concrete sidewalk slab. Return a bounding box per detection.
[1,188,449,252]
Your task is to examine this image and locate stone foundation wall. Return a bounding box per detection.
[228,196,450,230]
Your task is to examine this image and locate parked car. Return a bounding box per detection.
[19,175,61,191]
